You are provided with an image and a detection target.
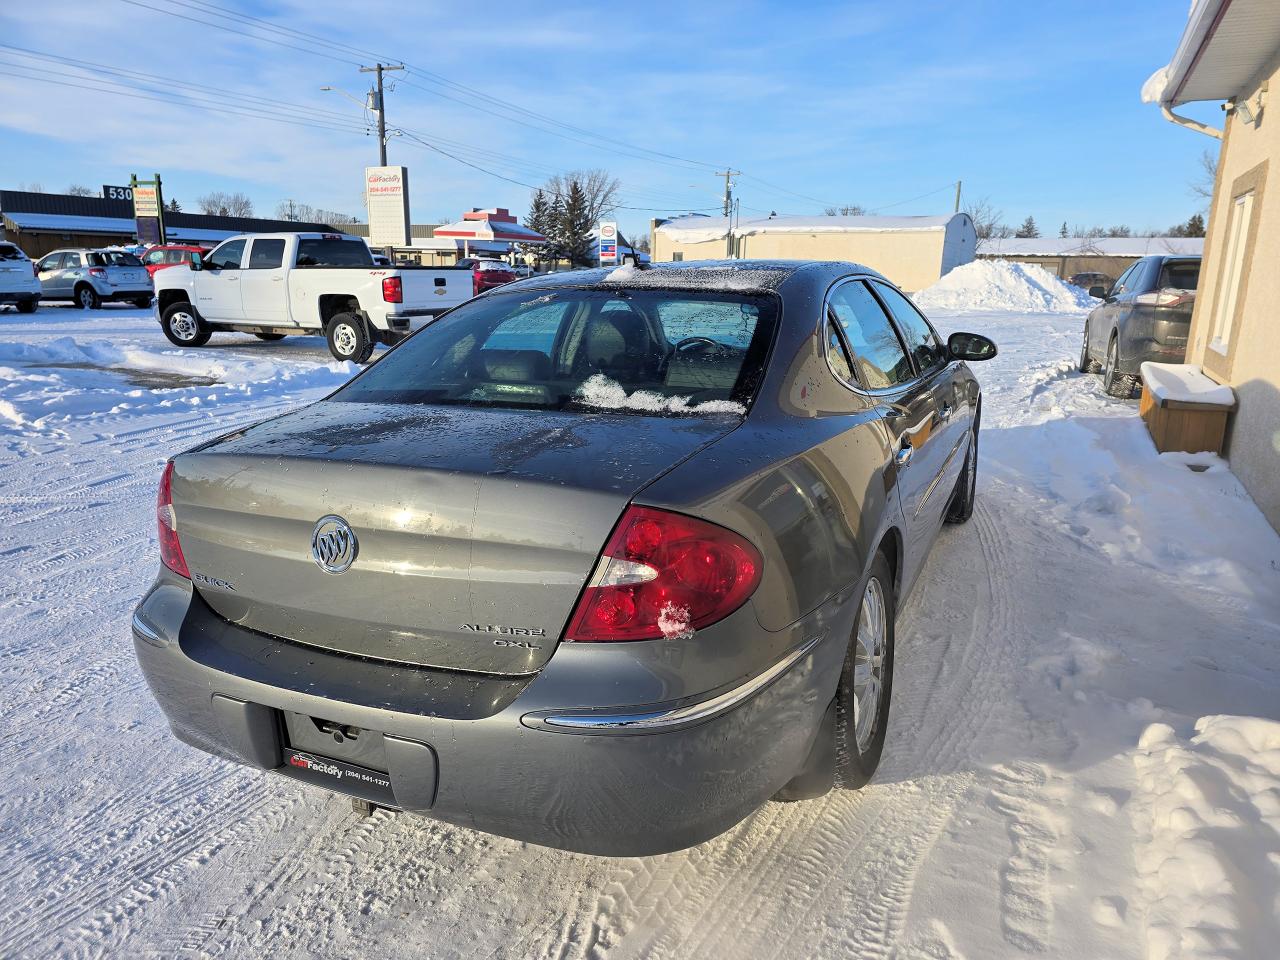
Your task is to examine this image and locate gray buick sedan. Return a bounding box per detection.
[132,260,995,856]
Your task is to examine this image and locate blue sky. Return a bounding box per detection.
[0,0,1221,238]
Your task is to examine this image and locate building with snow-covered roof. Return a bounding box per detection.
[651,212,975,292]
[976,236,1204,285]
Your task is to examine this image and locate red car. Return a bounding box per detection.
[457,257,517,295]
[140,245,211,277]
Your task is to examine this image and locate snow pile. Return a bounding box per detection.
[1132,717,1280,960]
[575,374,746,415]
[914,259,1095,313]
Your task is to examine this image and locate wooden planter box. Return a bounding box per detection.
[1138,363,1236,456]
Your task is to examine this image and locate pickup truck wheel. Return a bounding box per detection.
[162,303,211,347]
[254,332,287,341]
[327,313,374,364]
[75,284,101,310]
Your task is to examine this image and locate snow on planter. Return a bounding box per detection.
[1139,362,1235,408]
[914,259,1096,314]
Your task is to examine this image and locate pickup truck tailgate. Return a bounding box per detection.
[395,268,471,319]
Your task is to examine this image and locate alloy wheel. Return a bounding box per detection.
[79,288,95,309]
[1104,340,1117,392]
[853,576,888,754]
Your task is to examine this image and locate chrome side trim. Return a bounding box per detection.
[131,612,166,647]
[525,633,825,735]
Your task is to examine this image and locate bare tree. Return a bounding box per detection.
[962,196,1009,239]
[823,204,866,216]
[66,184,96,197]
[542,169,620,227]
[1105,225,1132,238]
[276,199,359,224]
[1190,148,1218,203]
[198,191,255,218]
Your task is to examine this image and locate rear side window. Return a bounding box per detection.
[872,282,948,375]
[1159,259,1200,290]
[336,288,778,414]
[825,317,854,383]
[247,239,286,269]
[206,239,246,270]
[144,249,167,265]
[296,238,373,267]
[827,281,914,389]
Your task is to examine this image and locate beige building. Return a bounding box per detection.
[1148,0,1280,532]
[977,236,1204,285]
[651,213,976,292]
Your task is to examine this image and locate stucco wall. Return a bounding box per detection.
[1186,49,1280,532]
[652,229,949,293]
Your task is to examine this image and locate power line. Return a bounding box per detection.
[869,181,961,214]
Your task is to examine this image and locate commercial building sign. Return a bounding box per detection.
[102,184,134,202]
[130,173,165,245]
[598,221,618,265]
[365,166,411,247]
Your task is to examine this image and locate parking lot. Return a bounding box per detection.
[2,298,1276,958]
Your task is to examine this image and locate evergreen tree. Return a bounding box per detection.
[165,198,182,213]
[1184,213,1205,237]
[523,190,551,265]
[1059,221,1069,238]
[558,179,594,267]
[543,191,567,266]
[1015,215,1040,239]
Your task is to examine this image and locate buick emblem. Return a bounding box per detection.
[311,515,358,574]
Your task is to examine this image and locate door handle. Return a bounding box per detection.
[895,440,913,467]
[938,403,953,421]
[271,276,284,282]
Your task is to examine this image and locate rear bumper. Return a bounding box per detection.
[0,291,39,304]
[132,574,844,856]
[103,288,153,301]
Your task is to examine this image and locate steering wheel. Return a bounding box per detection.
[674,336,720,354]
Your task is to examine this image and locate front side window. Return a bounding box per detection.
[296,238,373,267]
[247,239,286,269]
[336,288,778,414]
[872,282,948,375]
[827,281,913,389]
[1111,263,1138,296]
[206,239,246,270]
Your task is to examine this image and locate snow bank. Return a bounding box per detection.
[575,374,746,415]
[914,259,1095,314]
[1132,717,1280,960]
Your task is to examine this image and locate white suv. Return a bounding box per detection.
[0,242,41,313]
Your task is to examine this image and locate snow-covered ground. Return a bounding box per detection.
[1,300,1278,960]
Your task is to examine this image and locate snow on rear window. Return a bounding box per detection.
[576,374,747,415]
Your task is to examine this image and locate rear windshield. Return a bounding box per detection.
[1159,259,1200,290]
[296,238,373,267]
[87,251,143,267]
[0,244,26,261]
[335,288,778,415]
[475,261,510,272]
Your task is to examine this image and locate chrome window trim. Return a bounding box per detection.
[522,633,825,735]
[819,276,921,398]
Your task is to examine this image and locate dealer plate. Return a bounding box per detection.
[282,748,396,805]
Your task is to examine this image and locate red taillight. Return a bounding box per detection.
[157,461,190,579]
[382,275,403,303]
[565,506,762,642]
[88,267,107,279]
[32,262,38,278]
[472,269,482,296]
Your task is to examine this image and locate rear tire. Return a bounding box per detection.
[254,332,287,341]
[16,299,37,314]
[946,416,979,524]
[326,313,374,364]
[75,284,101,310]
[132,297,152,309]
[161,302,211,347]
[835,552,895,789]
[1103,336,1137,399]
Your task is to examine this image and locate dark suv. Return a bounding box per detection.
[1078,255,1201,397]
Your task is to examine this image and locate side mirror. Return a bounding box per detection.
[1088,285,1106,299]
[189,254,203,271]
[948,332,997,362]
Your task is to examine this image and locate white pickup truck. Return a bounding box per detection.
[153,232,471,362]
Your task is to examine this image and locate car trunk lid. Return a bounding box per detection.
[171,401,740,675]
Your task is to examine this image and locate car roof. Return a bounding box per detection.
[502,259,887,295]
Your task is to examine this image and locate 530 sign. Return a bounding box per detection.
[103,185,134,202]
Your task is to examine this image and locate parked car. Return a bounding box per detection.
[140,245,211,278]
[153,233,472,362]
[0,241,41,313]
[510,262,536,279]
[132,259,996,856]
[1068,271,1114,292]
[1078,255,1201,397]
[35,248,153,309]
[456,257,518,294]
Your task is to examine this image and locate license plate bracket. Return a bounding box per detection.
[281,748,397,806]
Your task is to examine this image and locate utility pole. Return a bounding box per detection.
[359,63,404,166]
[715,169,740,258]
[954,180,962,214]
